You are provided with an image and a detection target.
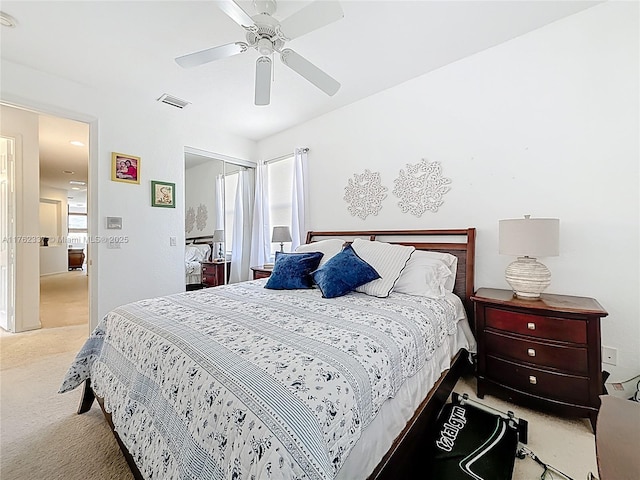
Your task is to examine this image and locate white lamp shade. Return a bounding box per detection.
[499,217,559,258]
[212,229,225,242]
[272,226,292,243]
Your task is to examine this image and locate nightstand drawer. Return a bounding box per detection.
[485,307,587,344]
[202,264,219,277]
[485,331,588,375]
[486,356,590,405]
[201,262,229,287]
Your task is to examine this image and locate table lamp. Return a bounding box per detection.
[212,229,225,260]
[499,215,559,299]
[272,226,292,252]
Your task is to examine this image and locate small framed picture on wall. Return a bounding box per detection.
[111,152,140,184]
[151,181,175,208]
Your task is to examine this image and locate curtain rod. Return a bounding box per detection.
[264,147,309,165]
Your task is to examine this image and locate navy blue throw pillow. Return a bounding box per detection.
[264,251,324,290]
[311,245,380,298]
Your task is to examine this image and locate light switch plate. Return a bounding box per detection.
[106,216,122,229]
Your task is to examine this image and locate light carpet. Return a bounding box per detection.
[1,324,598,480]
[0,325,132,480]
[39,270,88,329]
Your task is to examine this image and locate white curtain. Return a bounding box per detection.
[250,162,271,268]
[291,148,308,250]
[229,169,253,283]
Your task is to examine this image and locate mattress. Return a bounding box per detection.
[60,280,473,480]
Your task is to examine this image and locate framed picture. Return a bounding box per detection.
[151,180,175,208]
[111,152,140,184]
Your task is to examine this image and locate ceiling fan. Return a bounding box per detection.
[176,0,344,106]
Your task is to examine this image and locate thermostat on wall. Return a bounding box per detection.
[106,216,122,229]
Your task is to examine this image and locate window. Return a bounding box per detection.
[267,155,294,256]
[67,204,87,247]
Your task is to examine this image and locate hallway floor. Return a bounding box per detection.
[39,268,88,329]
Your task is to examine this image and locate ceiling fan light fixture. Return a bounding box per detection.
[257,37,273,56]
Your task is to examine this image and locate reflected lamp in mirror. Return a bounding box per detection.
[499,215,559,299]
[212,229,225,260]
[272,226,292,252]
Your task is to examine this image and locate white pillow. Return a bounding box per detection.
[394,251,454,298]
[186,244,211,262]
[295,238,346,266]
[351,238,415,298]
[417,250,458,292]
[185,246,200,262]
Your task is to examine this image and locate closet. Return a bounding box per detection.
[184,148,255,286]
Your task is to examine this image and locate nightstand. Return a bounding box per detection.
[471,288,608,431]
[251,265,273,280]
[201,261,230,287]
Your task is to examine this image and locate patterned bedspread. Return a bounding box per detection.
[60,280,462,480]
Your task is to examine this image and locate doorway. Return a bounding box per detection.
[38,113,90,330]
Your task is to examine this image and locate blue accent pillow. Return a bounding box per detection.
[264,251,324,290]
[311,245,380,298]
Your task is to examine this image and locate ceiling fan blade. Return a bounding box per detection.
[175,42,247,68]
[280,49,340,96]
[215,0,255,28]
[255,56,272,106]
[278,1,344,40]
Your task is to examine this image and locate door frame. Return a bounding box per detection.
[1,135,16,332]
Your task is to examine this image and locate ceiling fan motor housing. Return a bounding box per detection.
[246,14,284,53]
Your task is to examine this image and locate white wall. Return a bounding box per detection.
[39,185,69,275]
[258,2,639,379]
[1,61,257,330]
[0,105,40,332]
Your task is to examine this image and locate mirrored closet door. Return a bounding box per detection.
[184,148,255,290]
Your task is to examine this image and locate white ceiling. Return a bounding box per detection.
[38,114,89,206]
[2,1,599,197]
[1,0,600,144]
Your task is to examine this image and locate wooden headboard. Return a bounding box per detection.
[306,229,476,327]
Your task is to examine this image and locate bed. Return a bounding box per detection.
[185,237,213,289]
[61,228,476,479]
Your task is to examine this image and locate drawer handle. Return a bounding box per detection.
[527,322,536,330]
[529,375,537,385]
[527,348,536,357]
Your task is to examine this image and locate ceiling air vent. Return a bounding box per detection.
[157,94,190,109]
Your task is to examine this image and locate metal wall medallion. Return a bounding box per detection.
[393,159,451,216]
[343,169,388,220]
[196,203,208,231]
[185,206,196,233]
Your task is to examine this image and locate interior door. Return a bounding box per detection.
[0,136,16,332]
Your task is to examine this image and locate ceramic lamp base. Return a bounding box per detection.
[505,256,551,299]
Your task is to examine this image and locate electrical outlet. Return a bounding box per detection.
[170,236,177,246]
[602,346,617,365]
